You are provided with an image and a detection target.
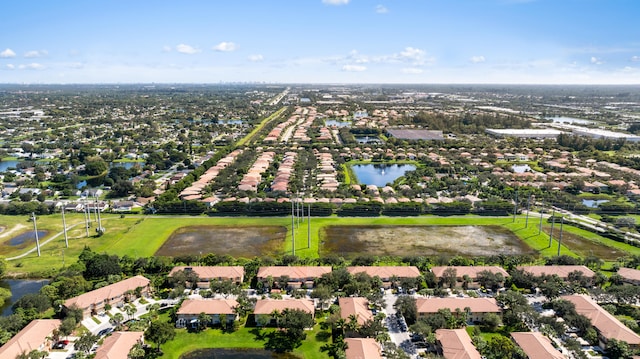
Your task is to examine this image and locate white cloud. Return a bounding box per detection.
[590,56,603,65]
[213,42,237,52]
[24,50,48,58]
[5,64,15,70]
[375,5,388,14]
[322,0,349,5]
[393,47,433,65]
[176,44,201,54]
[1,48,16,58]
[18,63,45,70]
[470,55,486,63]
[342,64,366,72]
[162,45,172,53]
[402,68,423,74]
[632,56,640,62]
[248,54,264,62]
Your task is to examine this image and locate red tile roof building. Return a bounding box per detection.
[95,332,144,359]
[563,295,640,348]
[339,297,374,326]
[617,267,640,285]
[176,299,239,328]
[254,299,315,327]
[257,266,332,289]
[511,332,565,359]
[169,266,245,288]
[345,338,383,359]
[416,298,501,323]
[346,266,421,288]
[64,276,151,319]
[517,266,595,279]
[436,328,482,359]
[430,266,509,289]
[0,319,61,359]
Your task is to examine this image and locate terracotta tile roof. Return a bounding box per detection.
[511,332,565,359]
[64,275,150,310]
[253,299,315,315]
[563,295,640,345]
[436,328,482,359]
[169,266,245,281]
[618,267,640,283]
[346,266,421,279]
[0,319,61,359]
[95,331,144,359]
[517,265,595,279]
[339,297,373,325]
[345,338,383,359]
[416,298,501,314]
[430,266,509,279]
[257,266,332,281]
[177,299,238,315]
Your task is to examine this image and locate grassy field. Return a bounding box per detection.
[0,213,606,276]
[159,323,329,359]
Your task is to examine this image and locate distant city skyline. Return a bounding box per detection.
[1,0,639,84]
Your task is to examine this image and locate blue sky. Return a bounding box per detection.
[1,0,639,84]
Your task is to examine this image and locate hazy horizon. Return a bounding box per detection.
[2,0,639,85]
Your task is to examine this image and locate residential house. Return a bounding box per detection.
[617,267,640,286]
[169,266,245,288]
[175,299,238,328]
[563,295,640,349]
[346,266,421,289]
[339,297,374,326]
[345,338,383,359]
[0,319,61,358]
[517,265,595,280]
[510,332,565,359]
[64,275,151,319]
[95,332,144,359]
[253,299,315,327]
[430,266,509,289]
[256,266,331,290]
[435,328,482,359]
[416,298,501,323]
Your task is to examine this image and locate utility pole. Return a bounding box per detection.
[291,199,295,256]
[62,206,69,248]
[307,203,311,249]
[513,190,518,223]
[83,199,90,237]
[525,195,531,228]
[548,208,555,247]
[538,202,544,235]
[32,212,40,257]
[557,216,564,256]
[95,195,104,234]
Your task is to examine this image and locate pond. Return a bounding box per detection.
[110,161,142,170]
[582,199,608,208]
[354,135,383,144]
[0,279,49,316]
[321,225,534,257]
[0,161,19,172]
[181,348,301,359]
[547,116,593,125]
[6,230,48,246]
[218,119,245,125]
[325,119,351,128]
[351,163,416,187]
[512,164,532,173]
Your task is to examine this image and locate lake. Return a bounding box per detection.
[325,119,351,127]
[512,164,532,173]
[547,116,593,125]
[181,349,301,359]
[0,279,49,316]
[354,135,383,144]
[110,161,141,170]
[0,161,19,172]
[7,230,48,246]
[582,199,608,208]
[351,163,416,187]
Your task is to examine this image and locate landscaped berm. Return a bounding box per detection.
[320,225,535,257]
[155,225,287,258]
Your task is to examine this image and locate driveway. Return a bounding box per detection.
[382,291,418,358]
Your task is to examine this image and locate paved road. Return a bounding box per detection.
[6,222,84,261]
[382,291,418,358]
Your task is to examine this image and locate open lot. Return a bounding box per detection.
[321,225,534,257]
[155,225,287,258]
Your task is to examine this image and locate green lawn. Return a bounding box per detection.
[158,323,329,359]
[2,213,635,276]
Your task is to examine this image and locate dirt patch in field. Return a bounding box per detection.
[541,226,623,261]
[155,226,287,258]
[321,225,534,257]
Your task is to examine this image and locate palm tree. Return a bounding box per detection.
[124,304,137,320]
[110,312,125,329]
